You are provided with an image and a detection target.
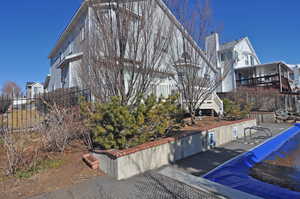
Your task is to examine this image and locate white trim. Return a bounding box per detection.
[49,2,88,58]
[57,52,83,68]
[241,37,261,65]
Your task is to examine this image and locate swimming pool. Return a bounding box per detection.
[203,124,300,199]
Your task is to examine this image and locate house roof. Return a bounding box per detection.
[219,37,261,65]
[26,82,36,86]
[26,82,44,89]
[48,1,88,58]
[219,38,244,51]
[48,0,217,73]
[235,61,294,73]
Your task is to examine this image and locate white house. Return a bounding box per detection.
[290,64,300,90]
[47,0,223,115]
[205,33,261,93]
[26,82,44,98]
[205,32,299,94]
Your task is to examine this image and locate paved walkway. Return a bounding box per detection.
[31,123,291,199]
[31,172,222,199]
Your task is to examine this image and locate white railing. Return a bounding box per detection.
[198,93,223,115]
[212,93,223,115]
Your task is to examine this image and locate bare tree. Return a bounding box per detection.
[1,81,21,97]
[40,103,86,152]
[165,0,235,124]
[79,0,175,106]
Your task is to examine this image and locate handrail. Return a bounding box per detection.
[212,93,223,114]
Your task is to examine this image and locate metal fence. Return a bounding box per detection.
[0,88,91,133]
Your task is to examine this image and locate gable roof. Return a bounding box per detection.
[219,38,244,51]
[49,0,217,73]
[219,37,261,65]
[26,82,43,87]
[156,0,216,73]
[49,1,88,58]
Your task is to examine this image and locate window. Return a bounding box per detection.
[81,26,85,41]
[181,52,191,61]
[220,53,225,62]
[250,56,255,65]
[204,74,211,81]
[68,42,73,55]
[245,55,249,65]
[61,65,69,88]
[59,52,63,61]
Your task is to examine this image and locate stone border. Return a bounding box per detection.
[93,118,257,180]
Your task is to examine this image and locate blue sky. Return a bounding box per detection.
[0,0,299,91]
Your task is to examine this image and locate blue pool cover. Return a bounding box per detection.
[203,124,300,199]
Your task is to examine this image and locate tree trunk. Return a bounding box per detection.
[190,111,196,125]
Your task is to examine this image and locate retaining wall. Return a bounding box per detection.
[250,112,276,124]
[94,119,257,180]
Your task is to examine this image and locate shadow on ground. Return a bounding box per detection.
[174,147,245,176]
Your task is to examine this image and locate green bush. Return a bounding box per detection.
[81,94,181,150]
[223,98,252,120]
[0,97,12,114]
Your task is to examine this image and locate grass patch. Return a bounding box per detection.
[15,158,64,179]
[2,109,44,129]
[0,173,9,182]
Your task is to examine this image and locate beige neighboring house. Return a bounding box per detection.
[26,82,44,98]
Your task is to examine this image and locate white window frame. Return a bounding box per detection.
[81,26,85,41]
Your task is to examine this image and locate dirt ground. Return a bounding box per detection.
[0,142,104,199]
[250,147,300,192]
[181,116,235,131]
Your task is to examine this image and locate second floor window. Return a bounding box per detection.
[245,56,249,65]
[250,56,255,65]
[81,27,85,41]
[220,53,225,62]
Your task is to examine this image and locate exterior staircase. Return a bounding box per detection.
[199,92,224,116]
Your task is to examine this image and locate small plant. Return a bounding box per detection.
[223,98,252,120]
[15,158,64,179]
[81,94,181,150]
[0,130,26,175]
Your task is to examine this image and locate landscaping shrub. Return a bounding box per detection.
[0,97,12,114]
[40,104,86,152]
[0,130,40,176]
[81,94,181,150]
[223,98,252,120]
